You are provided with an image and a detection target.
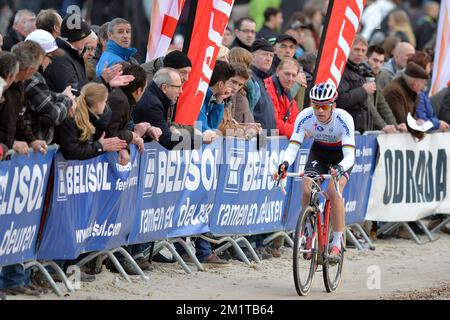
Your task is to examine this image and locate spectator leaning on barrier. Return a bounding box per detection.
[5,41,48,155]
[23,29,76,145]
[106,64,162,166]
[364,45,400,134]
[250,38,277,134]
[336,35,375,134]
[3,9,36,51]
[231,17,257,52]
[228,63,255,124]
[409,51,450,133]
[56,83,127,160]
[377,42,415,91]
[265,57,300,138]
[382,61,429,139]
[196,60,235,134]
[95,18,139,77]
[133,68,191,150]
[229,47,261,114]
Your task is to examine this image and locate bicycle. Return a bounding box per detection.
[278,171,345,296]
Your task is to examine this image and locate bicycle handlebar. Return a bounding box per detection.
[277,172,342,198]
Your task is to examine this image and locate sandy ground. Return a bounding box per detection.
[8,230,450,301]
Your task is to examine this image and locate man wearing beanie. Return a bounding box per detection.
[44,14,94,94]
[383,61,430,128]
[250,38,277,134]
[141,50,193,84]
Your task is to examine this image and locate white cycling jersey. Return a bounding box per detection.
[283,107,356,171]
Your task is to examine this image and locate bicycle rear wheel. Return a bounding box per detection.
[323,216,345,293]
[293,206,318,296]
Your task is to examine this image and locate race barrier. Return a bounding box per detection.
[1,133,449,289]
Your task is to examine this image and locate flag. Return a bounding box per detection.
[431,0,450,96]
[174,0,234,126]
[313,0,366,88]
[146,0,186,62]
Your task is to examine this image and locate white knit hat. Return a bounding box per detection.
[25,29,58,54]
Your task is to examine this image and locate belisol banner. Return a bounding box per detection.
[430,0,450,95]
[37,147,140,260]
[175,0,234,126]
[146,0,186,62]
[366,133,450,222]
[0,150,55,267]
[314,0,366,87]
[210,138,289,236]
[128,139,222,244]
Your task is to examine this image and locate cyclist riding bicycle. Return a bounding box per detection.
[274,82,356,263]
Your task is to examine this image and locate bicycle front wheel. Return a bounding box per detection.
[323,218,345,293]
[293,206,318,296]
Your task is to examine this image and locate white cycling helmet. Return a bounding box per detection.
[309,82,338,105]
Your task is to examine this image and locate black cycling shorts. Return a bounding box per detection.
[304,142,353,180]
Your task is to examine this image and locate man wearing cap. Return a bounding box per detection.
[383,61,430,127]
[43,14,94,94]
[250,38,277,133]
[269,34,297,75]
[24,29,76,145]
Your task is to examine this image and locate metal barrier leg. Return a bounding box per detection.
[200,235,252,266]
[75,251,104,268]
[350,224,375,250]
[346,227,364,250]
[377,222,401,237]
[401,222,425,245]
[171,238,205,272]
[105,251,131,283]
[283,232,294,248]
[112,247,149,281]
[160,241,193,274]
[431,217,450,234]
[236,237,261,264]
[416,220,439,242]
[24,261,64,297]
[41,261,75,292]
[262,232,285,246]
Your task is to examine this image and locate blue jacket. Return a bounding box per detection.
[416,91,440,131]
[96,40,138,76]
[197,88,225,132]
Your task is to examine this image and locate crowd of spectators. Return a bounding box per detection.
[1,0,449,299]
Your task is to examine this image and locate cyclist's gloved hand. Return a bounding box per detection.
[278,161,289,179]
[330,164,345,180]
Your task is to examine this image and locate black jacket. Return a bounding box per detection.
[0,82,36,148]
[251,65,277,134]
[2,28,24,52]
[336,59,371,133]
[44,38,89,94]
[56,117,103,161]
[105,87,135,144]
[133,81,184,150]
[230,37,251,52]
[439,86,450,124]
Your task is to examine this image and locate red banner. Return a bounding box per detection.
[175,0,234,126]
[314,0,366,88]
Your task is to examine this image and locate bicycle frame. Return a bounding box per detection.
[281,172,339,261]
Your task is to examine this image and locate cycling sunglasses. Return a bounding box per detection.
[312,103,334,110]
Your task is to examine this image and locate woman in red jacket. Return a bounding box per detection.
[265,57,301,138]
